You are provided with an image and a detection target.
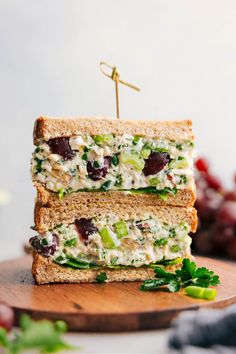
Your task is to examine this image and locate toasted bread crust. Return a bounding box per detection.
[33,116,194,143]
[34,199,197,234]
[34,180,196,210]
[32,252,188,285]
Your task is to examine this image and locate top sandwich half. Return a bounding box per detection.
[32,117,196,206]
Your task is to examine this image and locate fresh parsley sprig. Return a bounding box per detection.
[140,258,220,293]
[96,272,107,283]
[0,314,77,354]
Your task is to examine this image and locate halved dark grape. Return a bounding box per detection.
[136,221,151,232]
[87,156,112,181]
[48,137,75,160]
[142,152,170,176]
[0,302,14,332]
[29,234,59,257]
[75,218,98,244]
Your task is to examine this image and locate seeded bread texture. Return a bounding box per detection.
[34,180,196,210]
[34,199,197,234]
[33,116,194,143]
[32,252,188,285]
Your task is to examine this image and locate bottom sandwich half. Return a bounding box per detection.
[31,201,197,284]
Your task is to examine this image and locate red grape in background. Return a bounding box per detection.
[0,302,14,331]
[193,157,236,259]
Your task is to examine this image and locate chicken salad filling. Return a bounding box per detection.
[32,134,194,199]
[30,214,192,268]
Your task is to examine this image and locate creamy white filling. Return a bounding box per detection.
[36,216,192,267]
[32,134,194,194]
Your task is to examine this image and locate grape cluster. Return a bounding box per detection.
[193,158,236,259]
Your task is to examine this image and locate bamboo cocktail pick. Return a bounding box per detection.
[100,62,140,119]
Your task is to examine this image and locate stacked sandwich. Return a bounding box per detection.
[30,117,197,284]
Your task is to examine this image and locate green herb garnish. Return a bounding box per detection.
[176,144,183,151]
[132,136,142,145]
[0,314,76,353]
[93,161,100,168]
[169,228,176,238]
[180,175,188,184]
[34,158,42,173]
[96,272,107,283]
[82,153,88,161]
[130,187,177,201]
[140,258,220,295]
[154,238,168,247]
[83,146,90,153]
[41,239,49,246]
[100,180,112,191]
[34,146,41,153]
[111,154,119,166]
[64,238,77,247]
[115,174,122,187]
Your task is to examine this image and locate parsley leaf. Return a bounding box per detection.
[34,158,43,173]
[0,314,77,353]
[100,180,112,191]
[64,238,77,247]
[96,272,107,283]
[111,154,119,166]
[140,258,220,297]
[154,238,168,247]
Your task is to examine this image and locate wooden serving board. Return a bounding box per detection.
[0,256,235,332]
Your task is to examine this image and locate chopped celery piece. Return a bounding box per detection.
[99,227,120,249]
[140,147,151,159]
[121,152,145,171]
[185,286,217,300]
[94,134,113,145]
[57,188,65,200]
[169,157,189,169]
[149,177,160,186]
[114,221,129,238]
[133,135,142,145]
[170,245,181,253]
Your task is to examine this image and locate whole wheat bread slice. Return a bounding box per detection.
[32,252,189,285]
[33,116,194,143]
[34,179,196,211]
[34,197,197,234]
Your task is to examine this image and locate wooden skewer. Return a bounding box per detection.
[100,62,140,119]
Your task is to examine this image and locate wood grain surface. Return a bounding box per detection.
[0,256,235,332]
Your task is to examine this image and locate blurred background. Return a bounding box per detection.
[0,0,236,260]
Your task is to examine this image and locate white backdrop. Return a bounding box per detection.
[0,0,236,260]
